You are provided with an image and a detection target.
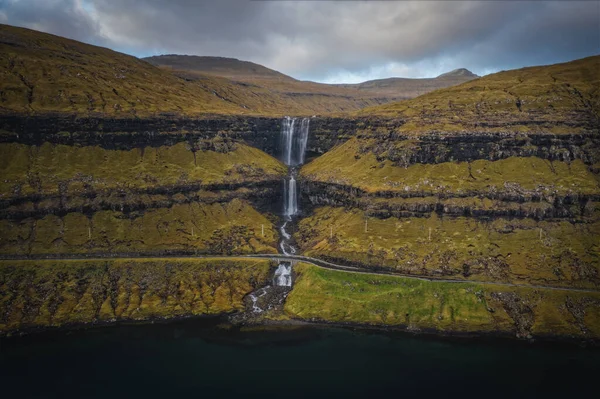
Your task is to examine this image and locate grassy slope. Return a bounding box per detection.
[297,57,600,296]
[0,258,272,332]
[0,141,286,198]
[357,55,600,133]
[2,24,472,117]
[0,24,257,116]
[286,263,600,338]
[296,207,600,288]
[301,137,599,196]
[0,199,279,255]
[1,24,387,116]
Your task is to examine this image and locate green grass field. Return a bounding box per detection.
[286,263,600,338]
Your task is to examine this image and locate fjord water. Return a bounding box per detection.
[0,320,597,398]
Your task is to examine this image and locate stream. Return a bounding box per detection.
[247,116,310,312]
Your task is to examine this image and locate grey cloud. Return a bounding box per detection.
[2,0,599,82]
[1,0,103,45]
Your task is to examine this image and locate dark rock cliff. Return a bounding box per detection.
[2,115,598,220]
[0,115,284,155]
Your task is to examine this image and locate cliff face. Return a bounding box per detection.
[0,116,291,257]
[0,115,284,154]
[300,124,600,215]
[2,112,598,279]
[1,112,598,339]
[296,119,600,291]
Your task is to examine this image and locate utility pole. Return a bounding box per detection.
[365,218,368,233]
[428,227,432,241]
[330,226,333,239]
[539,228,542,241]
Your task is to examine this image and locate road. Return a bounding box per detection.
[1,252,599,294]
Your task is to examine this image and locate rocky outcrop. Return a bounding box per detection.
[300,180,599,220]
[4,115,596,165]
[353,131,600,166]
[0,180,283,220]
[490,292,535,339]
[308,116,599,163]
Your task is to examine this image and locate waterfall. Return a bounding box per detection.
[280,116,310,218]
[296,118,310,165]
[281,116,295,166]
[244,116,309,313]
[274,263,292,287]
[281,116,310,167]
[284,175,297,217]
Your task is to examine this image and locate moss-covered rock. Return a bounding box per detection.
[295,207,600,289]
[0,258,272,333]
[0,200,279,255]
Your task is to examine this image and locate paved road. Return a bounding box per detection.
[1,252,599,294]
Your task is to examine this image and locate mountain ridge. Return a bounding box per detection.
[144,54,297,82]
[145,54,478,86]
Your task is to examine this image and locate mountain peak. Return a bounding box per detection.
[437,68,478,78]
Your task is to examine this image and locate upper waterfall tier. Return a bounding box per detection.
[281,116,310,166]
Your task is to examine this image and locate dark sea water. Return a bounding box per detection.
[0,318,597,399]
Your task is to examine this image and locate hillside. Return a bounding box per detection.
[358,55,600,133]
[0,24,382,116]
[0,25,291,258]
[297,56,600,296]
[0,24,260,116]
[0,24,478,117]
[437,68,478,78]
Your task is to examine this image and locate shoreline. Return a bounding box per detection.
[2,310,598,348]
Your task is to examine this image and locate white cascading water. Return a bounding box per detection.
[279,116,310,257]
[285,175,297,217]
[296,117,310,165]
[247,116,309,312]
[274,263,292,287]
[248,287,270,313]
[281,116,296,166]
[281,116,310,167]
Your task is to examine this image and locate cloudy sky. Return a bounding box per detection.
[1,0,599,83]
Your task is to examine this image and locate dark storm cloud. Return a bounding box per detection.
[1,0,599,82]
